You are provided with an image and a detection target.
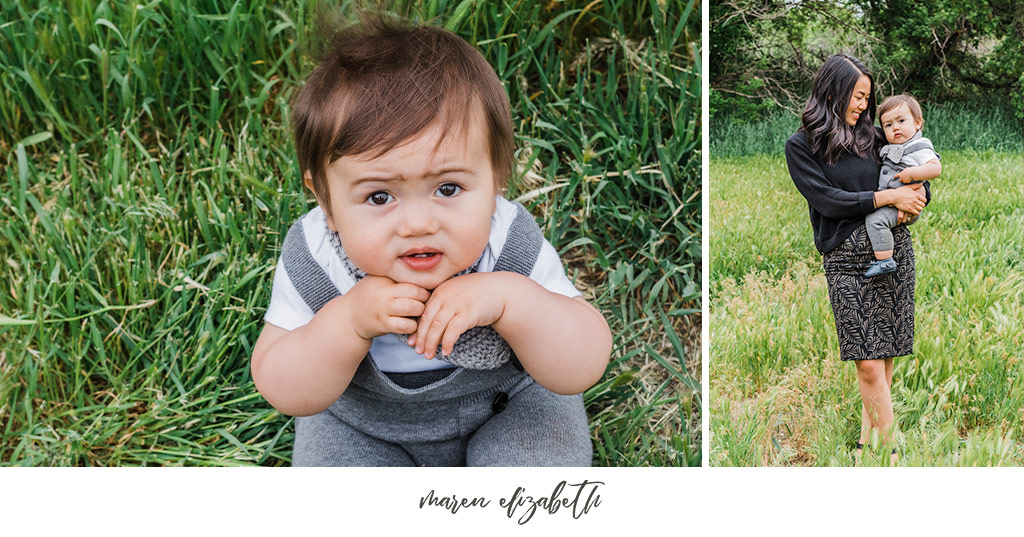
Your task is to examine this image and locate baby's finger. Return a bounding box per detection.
[413,301,438,354]
[440,315,471,356]
[396,283,431,303]
[386,316,417,335]
[389,297,426,318]
[420,309,454,359]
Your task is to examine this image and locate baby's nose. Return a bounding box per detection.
[396,202,439,237]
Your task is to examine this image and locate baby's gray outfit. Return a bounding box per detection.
[279,203,592,466]
[865,132,938,252]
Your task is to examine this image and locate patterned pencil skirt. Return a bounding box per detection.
[822,224,915,361]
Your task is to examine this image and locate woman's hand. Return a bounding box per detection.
[875,183,926,215]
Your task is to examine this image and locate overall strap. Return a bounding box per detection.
[281,219,340,314]
[493,203,545,276]
[900,140,933,157]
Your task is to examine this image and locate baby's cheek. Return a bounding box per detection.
[342,236,388,275]
[461,227,491,266]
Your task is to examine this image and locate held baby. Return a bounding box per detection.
[863,94,941,277]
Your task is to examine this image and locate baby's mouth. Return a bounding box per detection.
[400,249,443,271]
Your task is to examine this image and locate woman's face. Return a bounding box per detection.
[845,74,871,126]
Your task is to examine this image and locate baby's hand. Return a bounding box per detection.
[895,166,919,184]
[408,272,508,359]
[345,275,430,341]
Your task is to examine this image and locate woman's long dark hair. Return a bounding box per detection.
[800,54,882,165]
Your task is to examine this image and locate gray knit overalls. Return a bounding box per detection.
[865,133,936,252]
[281,203,592,466]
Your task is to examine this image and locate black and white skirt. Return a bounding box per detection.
[822,224,915,361]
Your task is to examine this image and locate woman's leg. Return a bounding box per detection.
[884,357,897,463]
[856,356,896,458]
[859,403,870,445]
[855,359,894,445]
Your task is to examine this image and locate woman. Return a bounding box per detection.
[784,54,929,464]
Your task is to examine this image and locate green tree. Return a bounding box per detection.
[858,0,1023,110]
[711,0,1024,122]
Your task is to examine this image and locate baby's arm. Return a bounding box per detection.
[251,276,429,416]
[895,158,941,184]
[409,272,611,395]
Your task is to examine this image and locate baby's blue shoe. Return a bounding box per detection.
[864,257,897,277]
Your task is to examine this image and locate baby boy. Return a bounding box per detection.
[249,14,612,466]
[864,94,941,277]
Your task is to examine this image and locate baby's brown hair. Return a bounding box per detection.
[878,93,924,126]
[291,12,514,214]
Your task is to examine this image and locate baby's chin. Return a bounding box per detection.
[355,257,478,290]
[372,270,465,291]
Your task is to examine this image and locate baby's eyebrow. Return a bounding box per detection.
[350,175,401,187]
[425,166,473,177]
[349,166,473,186]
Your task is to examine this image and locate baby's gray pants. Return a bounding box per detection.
[866,167,921,253]
[292,360,592,467]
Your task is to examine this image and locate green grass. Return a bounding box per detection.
[0,0,700,466]
[710,149,1024,466]
[711,102,1024,157]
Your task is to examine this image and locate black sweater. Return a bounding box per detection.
[785,130,930,254]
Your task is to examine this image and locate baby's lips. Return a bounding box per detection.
[399,246,441,257]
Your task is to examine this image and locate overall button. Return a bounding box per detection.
[491,392,509,413]
[882,169,888,175]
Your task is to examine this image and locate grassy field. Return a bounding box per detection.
[710,146,1024,466]
[710,103,1024,158]
[0,0,700,466]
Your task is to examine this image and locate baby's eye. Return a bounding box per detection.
[436,183,462,198]
[367,191,394,206]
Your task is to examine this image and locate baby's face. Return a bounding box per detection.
[317,107,497,290]
[880,103,922,144]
